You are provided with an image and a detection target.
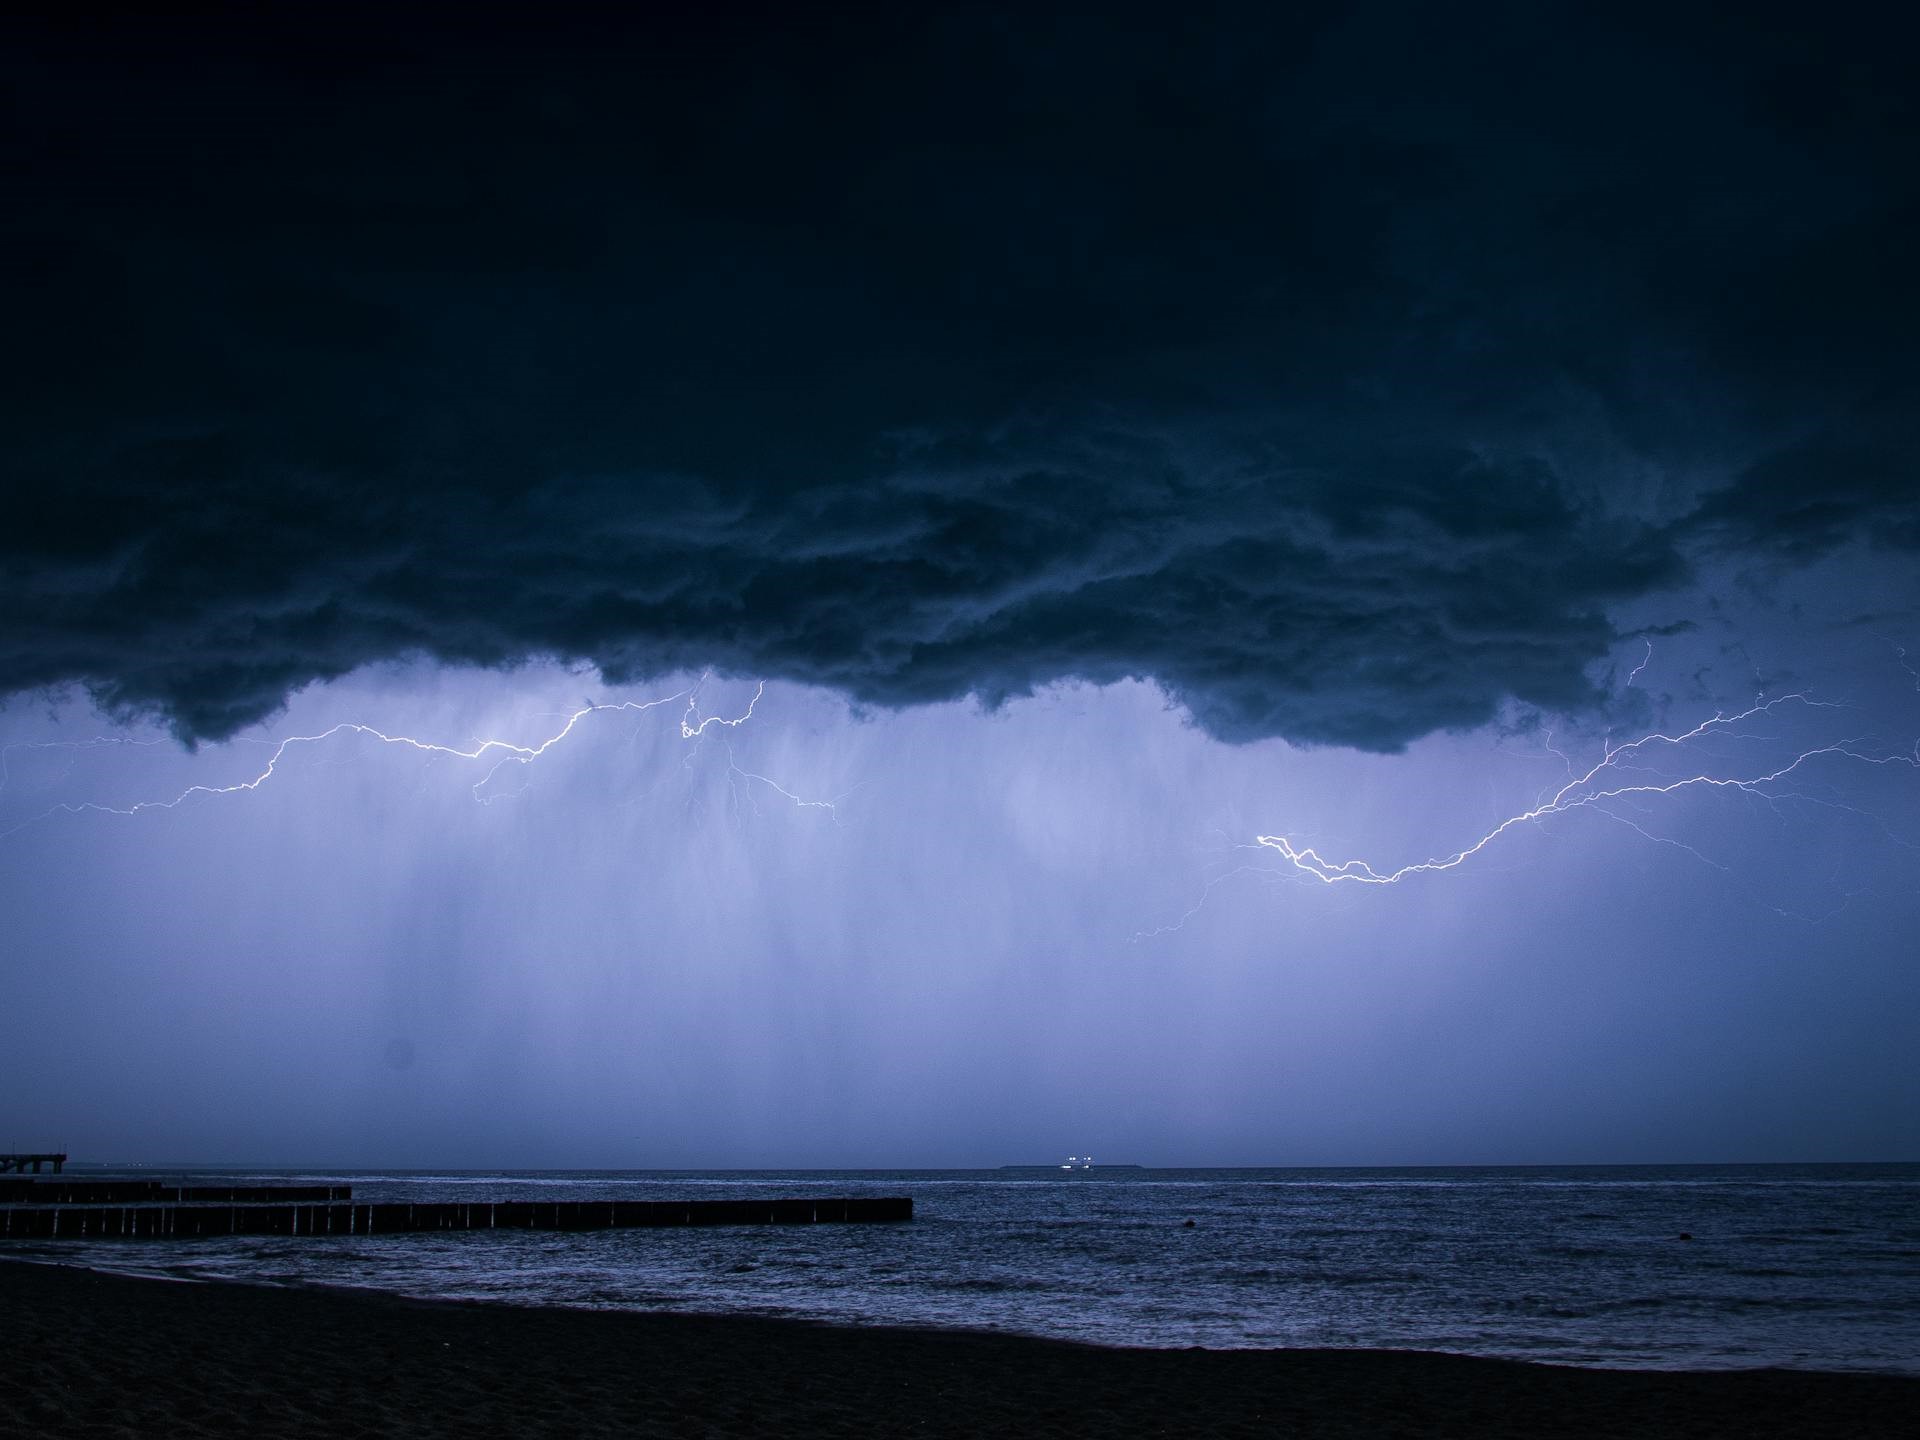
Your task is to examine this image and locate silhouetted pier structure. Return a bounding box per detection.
[0,1180,349,1205]
[0,1153,66,1175]
[0,1185,912,1239]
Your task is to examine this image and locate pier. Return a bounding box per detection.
[0,1153,66,1175]
[0,1183,911,1239]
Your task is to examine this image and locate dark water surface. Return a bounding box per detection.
[12,1164,1917,1373]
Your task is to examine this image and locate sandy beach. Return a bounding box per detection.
[2,1260,1913,1438]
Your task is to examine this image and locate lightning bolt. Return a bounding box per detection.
[725,756,856,818]
[681,683,763,737]
[0,677,838,839]
[1893,643,1920,693]
[1254,692,1914,886]
[1,736,166,800]
[1625,639,1654,689]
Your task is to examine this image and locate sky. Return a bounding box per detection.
[3,3,1917,1167]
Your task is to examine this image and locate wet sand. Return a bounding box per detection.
[3,1259,1914,1438]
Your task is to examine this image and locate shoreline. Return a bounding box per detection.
[5,1259,1917,1437]
[8,1250,1918,1379]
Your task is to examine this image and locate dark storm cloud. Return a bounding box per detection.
[1681,431,1920,561]
[3,3,1914,746]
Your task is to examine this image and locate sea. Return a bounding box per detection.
[8,1164,1917,1374]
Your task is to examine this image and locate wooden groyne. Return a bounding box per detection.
[0,1196,912,1239]
[0,1180,350,1205]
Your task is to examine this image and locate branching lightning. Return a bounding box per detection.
[1135,643,1920,938]
[725,756,856,818]
[681,683,763,737]
[1254,692,1913,886]
[0,677,842,839]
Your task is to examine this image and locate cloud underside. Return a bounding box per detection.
[3,6,1914,747]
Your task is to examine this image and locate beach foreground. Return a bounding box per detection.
[3,1261,1913,1439]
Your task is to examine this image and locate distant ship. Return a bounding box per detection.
[997,1158,1146,1177]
